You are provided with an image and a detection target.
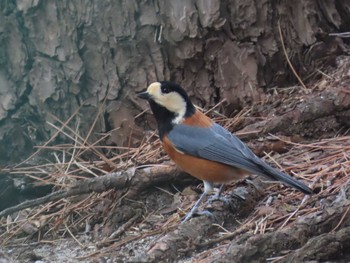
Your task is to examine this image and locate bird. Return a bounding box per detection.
[137,81,313,222]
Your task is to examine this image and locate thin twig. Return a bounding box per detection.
[277,20,308,92]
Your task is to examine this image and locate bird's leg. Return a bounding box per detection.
[181,181,213,223]
[181,190,208,223]
[215,184,225,198]
[207,184,231,205]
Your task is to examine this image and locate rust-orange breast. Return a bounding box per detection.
[161,109,248,183]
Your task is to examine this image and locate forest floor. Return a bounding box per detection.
[1,57,350,262]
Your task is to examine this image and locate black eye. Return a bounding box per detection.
[161,86,171,94]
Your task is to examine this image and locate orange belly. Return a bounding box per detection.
[162,137,248,183]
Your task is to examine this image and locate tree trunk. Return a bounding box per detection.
[0,0,348,165]
[1,1,350,262]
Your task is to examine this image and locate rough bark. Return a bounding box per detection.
[142,182,264,262]
[0,0,349,165]
[238,86,350,140]
[1,2,350,261]
[210,185,350,263]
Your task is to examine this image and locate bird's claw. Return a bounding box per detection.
[181,208,197,223]
[207,194,231,206]
[181,209,215,224]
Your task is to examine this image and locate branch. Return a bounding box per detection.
[0,166,190,218]
[208,185,350,262]
[131,182,267,262]
[238,88,350,140]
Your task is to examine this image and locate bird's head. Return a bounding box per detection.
[137,81,195,124]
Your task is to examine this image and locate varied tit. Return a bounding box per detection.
[137,81,313,222]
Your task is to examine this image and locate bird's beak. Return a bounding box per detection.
[137,91,150,100]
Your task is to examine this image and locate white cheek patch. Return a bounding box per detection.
[156,93,187,124]
[164,93,186,124]
[146,82,187,124]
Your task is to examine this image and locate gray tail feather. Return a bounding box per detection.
[255,161,313,194]
[267,169,313,194]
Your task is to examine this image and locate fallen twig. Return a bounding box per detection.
[0,166,188,218]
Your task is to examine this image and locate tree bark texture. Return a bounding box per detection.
[0,0,349,164]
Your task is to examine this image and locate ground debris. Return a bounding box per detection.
[1,72,350,262]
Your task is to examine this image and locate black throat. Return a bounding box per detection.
[149,100,195,140]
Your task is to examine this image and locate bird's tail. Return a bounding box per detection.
[255,160,313,194]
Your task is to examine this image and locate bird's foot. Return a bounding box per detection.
[181,206,197,223]
[207,191,245,211]
[207,194,231,206]
[181,208,215,223]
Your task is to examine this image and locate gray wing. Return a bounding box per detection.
[167,123,313,194]
[167,123,266,175]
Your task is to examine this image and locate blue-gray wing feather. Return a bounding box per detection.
[167,123,263,174]
[167,123,313,194]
